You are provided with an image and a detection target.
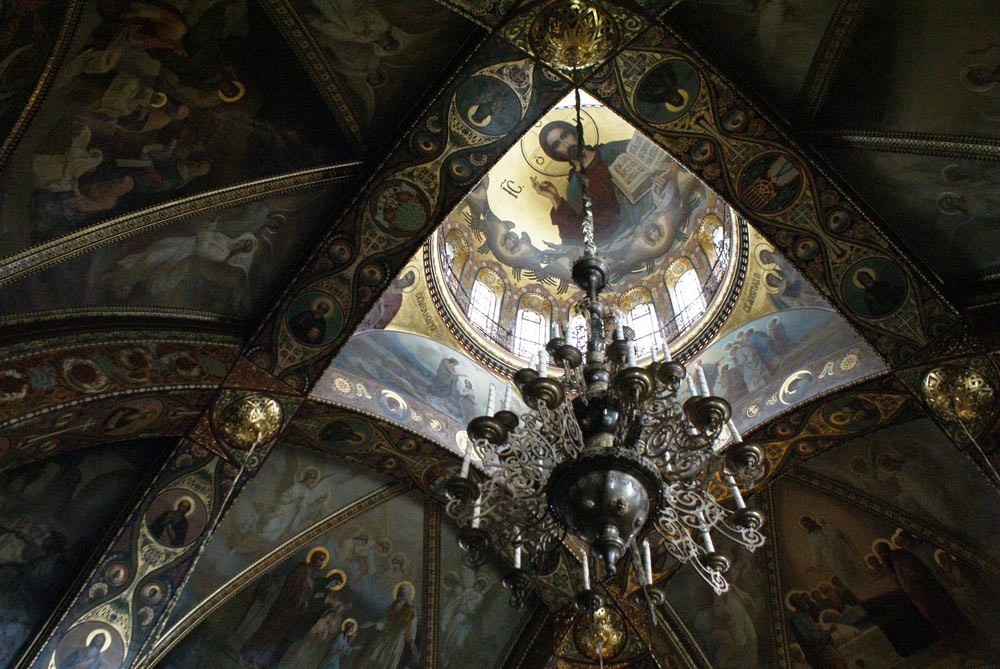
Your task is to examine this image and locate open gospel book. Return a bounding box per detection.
[609,133,669,204]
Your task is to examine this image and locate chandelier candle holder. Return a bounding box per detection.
[445,87,766,612]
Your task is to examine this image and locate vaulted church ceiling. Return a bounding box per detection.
[1,1,999,669]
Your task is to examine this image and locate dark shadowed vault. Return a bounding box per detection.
[1,1,1000,669]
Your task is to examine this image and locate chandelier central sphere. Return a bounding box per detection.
[444,86,766,614]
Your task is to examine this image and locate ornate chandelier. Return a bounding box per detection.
[444,83,766,612]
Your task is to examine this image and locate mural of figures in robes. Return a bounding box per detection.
[329,330,511,426]
[155,491,426,669]
[0,186,342,320]
[0,440,165,668]
[163,447,386,630]
[799,418,1000,563]
[300,0,475,141]
[689,308,883,431]
[0,1,343,257]
[773,480,1000,667]
[437,518,522,669]
[351,581,419,668]
[664,542,773,668]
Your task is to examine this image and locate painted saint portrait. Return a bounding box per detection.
[841,258,908,319]
[146,488,208,549]
[53,621,126,669]
[633,59,701,125]
[287,292,344,347]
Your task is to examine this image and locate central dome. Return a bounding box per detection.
[426,93,745,372]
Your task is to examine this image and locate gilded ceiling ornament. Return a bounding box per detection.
[528,0,620,73]
[213,393,283,451]
[572,605,627,660]
[921,367,995,423]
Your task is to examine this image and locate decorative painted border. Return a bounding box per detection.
[796,0,872,123]
[423,501,442,669]
[0,1,86,172]
[809,127,1000,162]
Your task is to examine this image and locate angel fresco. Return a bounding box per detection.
[440,570,501,667]
[305,0,462,124]
[467,128,704,291]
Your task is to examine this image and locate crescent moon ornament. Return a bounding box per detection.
[218,80,246,103]
[85,629,112,653]
[306,546,330,569]
[150,92,168,108]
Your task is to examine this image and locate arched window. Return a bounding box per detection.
[513,293,552,359]
[620,288,661,358]
[666,258,706,331]
[514,309,546,358]
[468,268,503,339]
[698,214,724,265]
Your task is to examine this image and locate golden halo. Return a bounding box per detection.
[393,580,415,601]
[663,88,690,113]
[150,92,168,108]
[342,618,358,633]
[933,548,951,569]
[961,65,997,93]
[85,629,112,653]
[783,589,802,610]
[466,104,492,128]
[174,495,197,515]
[300,465,321,484]
[310,296,335,314]
[937,191,964,215]
[306,546,330,569]
[326,568,347,590]
[851,267,877,290]
[218,80,246,103]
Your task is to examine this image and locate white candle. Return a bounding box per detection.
[514,529,522,569]
[615,322,624,340]
[502,382,512,411]
[687,376,699,397]
[642,539,653,585]
[565,319,572,341]
[461,444,472,478]
[696,364,711,397]
[471,499,481,529]
[661,340,672,363]
[701,530,715,553]
[551,322,561,339]
[727,418,743,443]
[581,549,591,590]
[537,348,547,377]
[486,384,496,415]
[627,342,636,367]
[726,475,746,509]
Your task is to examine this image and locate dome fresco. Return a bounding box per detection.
[427,92,742,369]
[0,1,998,668]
